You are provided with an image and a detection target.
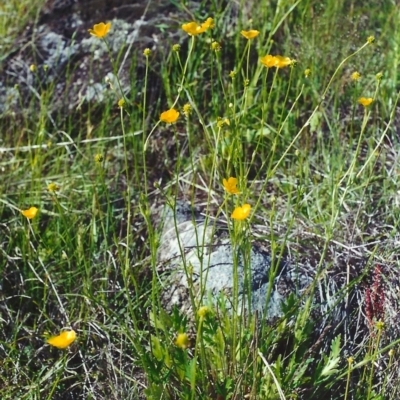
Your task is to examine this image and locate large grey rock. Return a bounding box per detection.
[157,201,315,320]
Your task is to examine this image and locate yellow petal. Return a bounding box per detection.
[223,177,240,194]
[175,332,189,349]
[260,55,278,68]
[240,30,260,39]
[21,207,38,219]
[231,204,251,220]
[358,97,373,107]
[88,22,111,38]
[182,17,213,36]
[182,22,201,35]
[160,108,179,123]
[275,55,293,68]
[260,55,293,68]
[47,330,77,349]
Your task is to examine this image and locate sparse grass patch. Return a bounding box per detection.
[1,0,400,399]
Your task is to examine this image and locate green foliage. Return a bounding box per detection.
[1,0,400,399]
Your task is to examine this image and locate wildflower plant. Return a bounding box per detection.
[2,1,400,400]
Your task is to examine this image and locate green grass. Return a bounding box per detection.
[1,0,400,399]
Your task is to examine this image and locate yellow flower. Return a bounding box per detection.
[240,29,260,39]
[275,55,294,68]
[181,22,199,35]
[217,117,230,128]
[223,177,240,194]
[118,98,125,108]
[94,153,104,163]
[47,183,60,192]
[21,207,38,219]
[47,330,77,349]
[351,71,361,81]
[29,64,37,72]
[231,204,251,220]
[375,320,385,330]
[88,22,111,38]
[260,55,293,69]
[304,68,311,78]
[367,35,375,44]
[197,306,210,319]
[175,332,189,349]
[211,41,221,51]
[201,17,214,31]
[260,54,277,68]
[160,108,179,123]
[183,103,192,117]
[182,17,214,36]
[143,48,151,57]
[347,356,354,365]
[358,97,373,107]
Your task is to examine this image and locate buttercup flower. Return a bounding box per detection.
[275,55,294,68]
[367,35,375,44]
[211,41,221,51]
[21,207,38,220]
[231,204,251,220]
[143,48,151,57]
[183,103,192,117]
[118,98,125,108]
[240,30,260,39]
[47,183,60,192]
[217,117,230,128]
[223,177,240,194]
[160,108,179,123]
[197,306,210,319]
[47,330,77,349]
[260,54,277,68]
[175,332,189,349]
[358,97,373,107]
[29,64,37,72]
[260,55,293,69]
[182,17,214,36]
[304,68,311,78]
[172,44,181,52]
[94,153,104,163]
[347,356,354,365]
[88,22,111,38]
[351,71,361,81]
[375,320,385,330]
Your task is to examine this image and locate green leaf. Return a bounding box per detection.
[151,335,164,362]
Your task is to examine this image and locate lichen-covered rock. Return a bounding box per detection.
[157,202,327,323]
[0,0,187,116]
